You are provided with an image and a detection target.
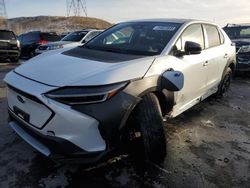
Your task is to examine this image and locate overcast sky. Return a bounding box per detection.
[5,0,250,26]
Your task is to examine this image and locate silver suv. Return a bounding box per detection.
[4,19,236,164]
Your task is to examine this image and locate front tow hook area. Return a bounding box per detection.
[9,121,51,157]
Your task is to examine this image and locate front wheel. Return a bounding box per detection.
[216,67,232,97]
[135,93,167,164]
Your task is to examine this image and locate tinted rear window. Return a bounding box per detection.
[224,26,250,39]
[22,33,39,42]
[41,33,60,41]
[61,31,88,42]
[0,31,16,40]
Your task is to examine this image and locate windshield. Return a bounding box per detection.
[0,31,16,40]
[61,31,88,42]
[84,22,181,56]
[224,26,250,39]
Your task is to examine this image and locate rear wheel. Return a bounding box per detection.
[216,67,232,97]
[125,93,167,164]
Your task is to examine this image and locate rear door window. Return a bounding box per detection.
[22,33,39,43]
[0,31,16,40]
[204,25,221,48]
[218,29,225,44]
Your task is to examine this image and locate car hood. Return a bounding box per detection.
[231,38,250,46]
[14,48,156,87]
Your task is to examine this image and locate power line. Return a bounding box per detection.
[0,0,7,18]
[66,0,87,17]
[0,0,8,29]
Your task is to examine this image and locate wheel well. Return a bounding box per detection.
[121,90,172,135]
[153,91,167,115]
[228,62,235,73]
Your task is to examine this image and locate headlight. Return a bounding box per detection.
[239,45,250,53]
[48,45,63,50]
[44,82,128,105]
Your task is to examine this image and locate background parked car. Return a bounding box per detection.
[0,30,20,62]
[18,31,60,59]
[223,24,250,72]
[35,29,103,55]
[59,32,71,40]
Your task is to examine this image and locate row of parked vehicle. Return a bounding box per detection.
[0,29,103,62]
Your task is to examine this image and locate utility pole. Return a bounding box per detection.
[0,0,8,29]
[66,0,87,17]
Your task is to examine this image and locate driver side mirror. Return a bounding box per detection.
[174,41,202,56]
[184,41,202,55]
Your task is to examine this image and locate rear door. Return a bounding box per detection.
[202,24,227,95]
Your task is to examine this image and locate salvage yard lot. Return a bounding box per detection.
[0,62,250,188]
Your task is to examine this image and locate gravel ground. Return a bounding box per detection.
[0,61,250,188]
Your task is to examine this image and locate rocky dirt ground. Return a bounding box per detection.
[0,61,250,188]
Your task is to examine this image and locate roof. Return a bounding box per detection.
[125,18,198,24]
[121,18,218,26]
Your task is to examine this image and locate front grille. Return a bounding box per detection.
[7,85,54,129]
[0,41,9,47]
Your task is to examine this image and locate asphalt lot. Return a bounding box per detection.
[0,60,250,188]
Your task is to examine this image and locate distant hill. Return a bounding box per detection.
[0,16,112,35]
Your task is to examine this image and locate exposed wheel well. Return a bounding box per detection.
[153,91,168,115]
[228,62,235,75]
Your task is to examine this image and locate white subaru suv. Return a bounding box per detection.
[4,19,235,164]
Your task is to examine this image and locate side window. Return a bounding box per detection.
[22,33,38,43]
[175,24,204,51]
[84,31,100,43]
[204,25,221,48]
[218,29,225,44]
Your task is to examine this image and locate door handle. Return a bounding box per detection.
[203,61,209,67]
[224,54,228,58]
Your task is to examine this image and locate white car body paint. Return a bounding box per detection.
[5,72,106,152]
[4,19,236,157]
[15,52,156,87]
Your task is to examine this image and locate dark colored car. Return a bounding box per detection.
[18,31,60,59]
[223,24,250,71]
[0,30,20,62]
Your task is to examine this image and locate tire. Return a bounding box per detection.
[135,93,167,164]
[216,67,232,97]
[29,50,35,59]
